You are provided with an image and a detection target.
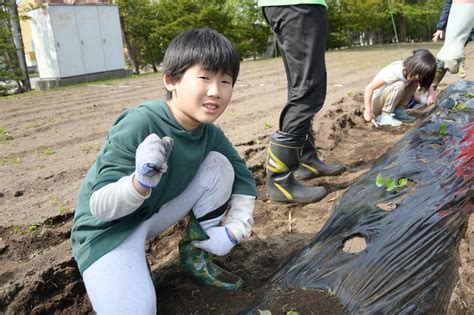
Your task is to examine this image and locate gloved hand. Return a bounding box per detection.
[135,134,173,189]
[192,226,237,256]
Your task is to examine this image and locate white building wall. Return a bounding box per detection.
[28,7,60,79]
[28,4,125,79]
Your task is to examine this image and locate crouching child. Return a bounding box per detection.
[363,49,437,126]
[71,28,257,314]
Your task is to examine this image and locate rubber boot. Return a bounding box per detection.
[178,213,243,291]
[432,60,447,91]
[294,130,345,180]
[266,131,327,203]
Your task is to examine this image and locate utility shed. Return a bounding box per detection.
[28,3,126,89]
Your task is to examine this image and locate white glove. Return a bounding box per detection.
[192,226,237,256]
[223,194,255,242]
[135,134,173,189]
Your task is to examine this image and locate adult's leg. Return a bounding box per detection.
[265,5,328,135]
[436,3,474,74]
[263,5,329,203]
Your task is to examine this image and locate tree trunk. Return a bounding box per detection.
[120,17,140,75]
[398,15,407,42]
[8,0,31,91]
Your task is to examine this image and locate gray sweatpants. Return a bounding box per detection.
[82,151,234,314]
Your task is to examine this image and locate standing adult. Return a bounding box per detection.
[432,0,474,89]
[258,0,344,204]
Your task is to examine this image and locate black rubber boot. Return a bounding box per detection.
[179,213,243,291]
[432,60,447,91]
[266,131,327,203]
[295,130,345,180]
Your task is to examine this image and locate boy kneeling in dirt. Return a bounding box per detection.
[70,28,257,314]
[363,49,437,126]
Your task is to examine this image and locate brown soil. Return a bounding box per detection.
[0,42,473,314]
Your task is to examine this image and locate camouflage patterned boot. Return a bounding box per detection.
[179,213,243,291]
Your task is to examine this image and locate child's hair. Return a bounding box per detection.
[403,49,436,91]
[162,28,240,100]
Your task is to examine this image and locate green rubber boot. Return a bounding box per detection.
[178,214,243,291]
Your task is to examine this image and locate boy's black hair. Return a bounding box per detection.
[403,48,436,91]
[162,28,240,100]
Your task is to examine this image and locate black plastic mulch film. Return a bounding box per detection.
[241,81,473,314]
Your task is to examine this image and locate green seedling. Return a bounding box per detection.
[13,224,21,233]
[258,311,272,315]
[1,156,21,165]
[347,91,353,97]
[43,147,54,155]
[463,91,474,98]
[376,173,408,192]
[59,206,67,215]
[263,121,272,129]
[287,312,300,315]
[0,128,13,142]
[453,101,467,112]
[27,225,37,233]
[439,124,447,138]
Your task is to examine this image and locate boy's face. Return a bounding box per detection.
[164,65,234,131]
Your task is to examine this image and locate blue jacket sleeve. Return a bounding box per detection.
[436,0,452,30]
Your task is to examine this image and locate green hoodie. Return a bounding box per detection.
[71,100,256,273]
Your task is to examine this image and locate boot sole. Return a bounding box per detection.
[268,192,328,204]
[295,168,345,181]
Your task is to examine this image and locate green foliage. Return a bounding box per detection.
[376,173,408,191]
[43,147,54,156]
[453,101,467,112]
[115,0,445,72]
[439,123,447,138]
[1,155,21,165]
[0,1,27,96]
[27,224,36,233]
[0,127,12,141]
[263,121,272,129]
[59,206,67,215]
[463,91,474,98]
[287,312,300,315]
[12,224,21,233]
[258,311,272,315]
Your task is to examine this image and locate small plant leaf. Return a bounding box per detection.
[439,124,447,138]
[398,178,408,186]
[287,312,300,315]
[59,206,67,215]
[258,310,272,315]
[463,91,474,98]
[453,101,467,112]
[375,173,385,187]
[385,179,396,191]
[263,121,272,129]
